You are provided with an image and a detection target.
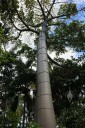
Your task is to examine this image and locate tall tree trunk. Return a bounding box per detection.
[22,99,25,128]
[35,23,56,128]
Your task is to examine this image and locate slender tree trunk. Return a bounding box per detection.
[22,99,25,128]
[35,22,56,128]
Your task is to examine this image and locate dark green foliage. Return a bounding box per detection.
[50,57,85,117]
[58,104,85,128]
[58,3,77,18]
[0,0,19,20]
[48,20,85,54]
[0,110,19,128]
[10,96,19,112]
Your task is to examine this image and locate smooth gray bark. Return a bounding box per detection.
[35,30,56,128]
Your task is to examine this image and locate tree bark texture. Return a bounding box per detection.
[35,31,56,128]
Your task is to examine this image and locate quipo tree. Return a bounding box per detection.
[0,0,85,127]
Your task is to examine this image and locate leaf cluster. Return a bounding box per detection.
[50,58,85,116]
[58,3,77,18]
[48,20,85,54]
[58,104,85,128]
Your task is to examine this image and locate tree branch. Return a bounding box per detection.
[48,7,85,21]
[37,0,45,19]
[14,31,21,40]
[12,22,29,32]
[12,0,39,34]
[47,0,56,18]
[47,54,64,67]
